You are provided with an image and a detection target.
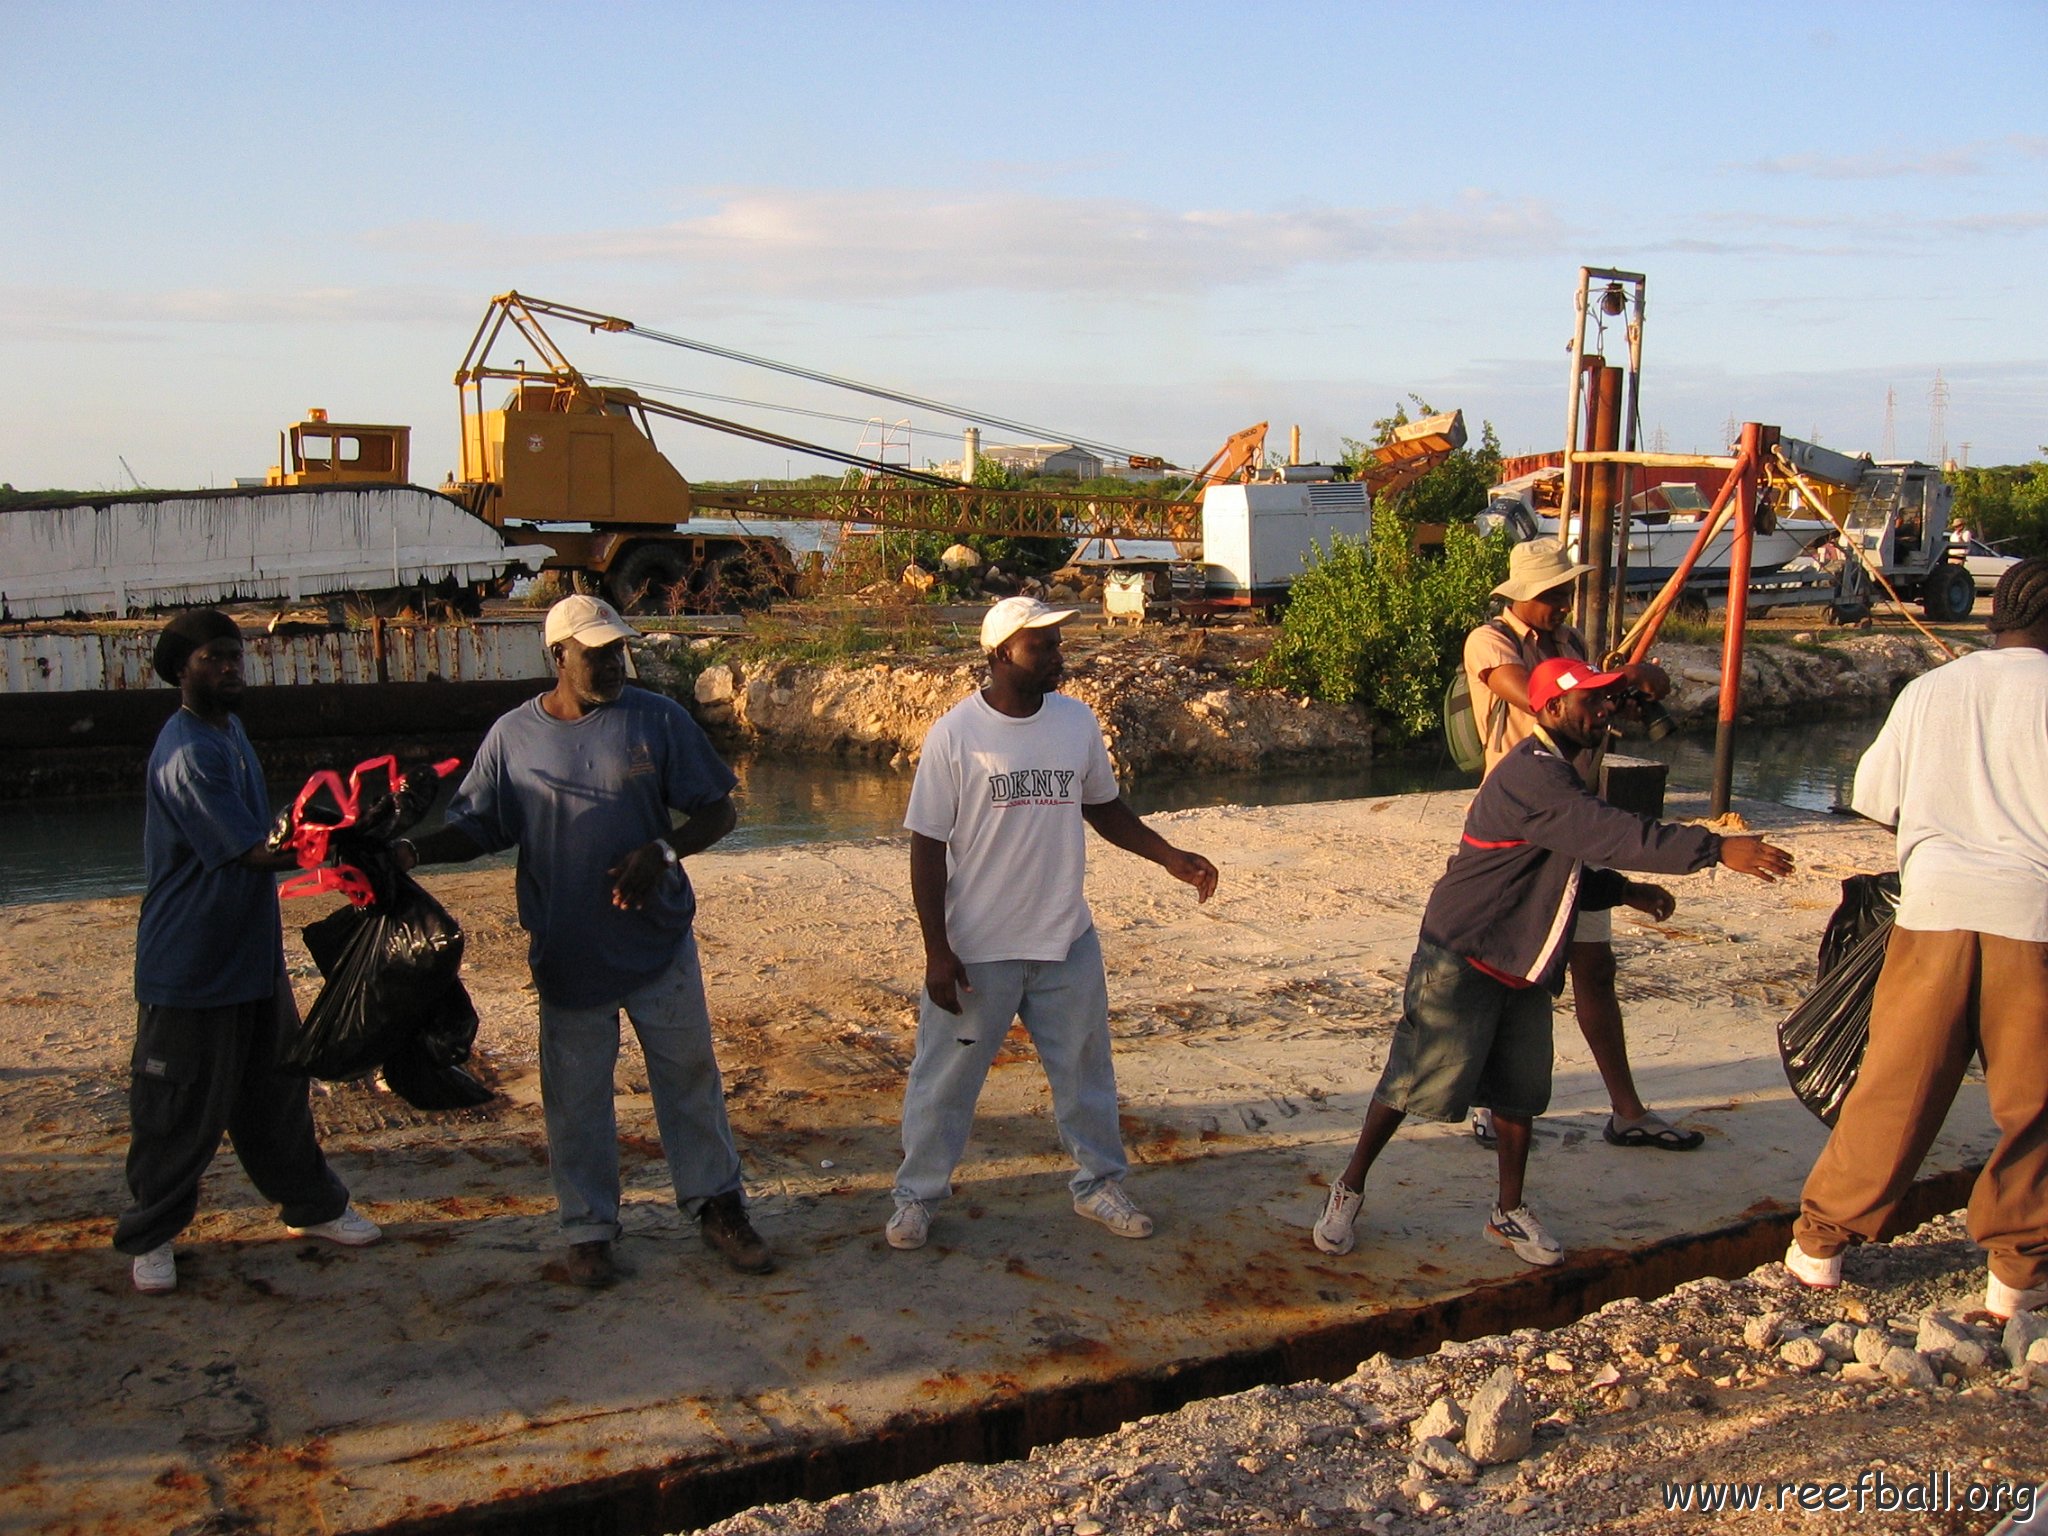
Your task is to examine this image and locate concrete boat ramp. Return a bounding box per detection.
[0,792,1996,1534]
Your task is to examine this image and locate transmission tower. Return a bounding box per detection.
[1928,371,1949,467]
[1650,423,1669,453]
[1880,387,1897,459]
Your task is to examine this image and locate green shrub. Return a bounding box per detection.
[1251,513,1511,745]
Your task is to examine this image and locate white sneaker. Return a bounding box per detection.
[1313,1181,1363,1255]
[1074,1181,1154,1239]
[1470,1107,1498,1147]
[885,1201,930,1251]
[286,1205,382,1247]
[1986,1269,2048,1320]
[1783,1239,1843,1290]
[1487,1204,1564,1267]
[131,1243,176,1294]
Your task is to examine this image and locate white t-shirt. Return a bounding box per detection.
[904,690,1121,963]
[1851,646,2048,942]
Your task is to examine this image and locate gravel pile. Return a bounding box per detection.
[696,1212,2044,1536]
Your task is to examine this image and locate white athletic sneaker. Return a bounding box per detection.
[1783,1239,1843,1290]
[1986,1269,2048,1320]
[1074,1181,1154,1239]
[131,1243,176,1294]
[1313,1182,1364,1255]
[885,1201,931,1251]
[1470,1107,1498,1147]
[1487,1204,1564,1267]
[286,1205,382,1247]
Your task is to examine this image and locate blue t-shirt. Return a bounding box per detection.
[135,710,284,1008]
[445,687,738,1008]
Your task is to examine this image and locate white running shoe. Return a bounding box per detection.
[1313,1182,1363,1255]
[885,1201,931,1251]
[1487,1204,1564,1267]
[286,1206,382,1247]
[1986,1269,2048,1320]
[1470,1107,1498,1147]
[1783,1240,1843,1290]
[1074,1181,1154,1239]
[131,1243,176,1294]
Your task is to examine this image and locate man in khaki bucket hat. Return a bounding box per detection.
[1461,540,1702,1152]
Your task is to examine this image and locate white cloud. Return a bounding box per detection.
[372,187,1572,299]
[0,284,469,337]
[1745,147,1986,179]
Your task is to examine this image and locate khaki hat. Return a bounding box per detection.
[1493,538,1593,602]
[981,595,1077,650]
[543,594,639,649]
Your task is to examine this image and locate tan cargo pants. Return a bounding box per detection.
[1795,925,2048,1291]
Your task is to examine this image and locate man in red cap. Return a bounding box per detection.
[1314,658,1793,1267]
[1464,538,1692,1151]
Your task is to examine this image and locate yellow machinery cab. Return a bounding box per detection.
[268,409,411,487]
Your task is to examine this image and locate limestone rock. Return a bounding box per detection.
[1411,1396,1465,1446]
[1780,1337,1828,1373]
[1916,1311,1974,1359]
[1818,1322,1858,1362]
[1880,1346,1939,1389]
[694,664,736,704]
[938,543,981,571]
[1743,1312,1787,1350]
[2005,1310,2048,1372]
[1411,1437,1478,1482]
[1853,1327,1894,1367]
[1463,1366,1533,1465]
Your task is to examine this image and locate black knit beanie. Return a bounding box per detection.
[152,609,241,687]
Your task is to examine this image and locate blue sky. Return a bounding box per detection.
[4,1,2044,492]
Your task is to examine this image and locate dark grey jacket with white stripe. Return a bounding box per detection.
[1420,731,1725,994]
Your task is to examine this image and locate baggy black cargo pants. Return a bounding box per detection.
[113,982,350,1255]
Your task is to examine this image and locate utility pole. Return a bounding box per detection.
[1880,387,1898,460]
[1929,370,1950,467]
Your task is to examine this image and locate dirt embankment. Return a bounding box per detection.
[647,630,1377,780]
[636,627,1946,780]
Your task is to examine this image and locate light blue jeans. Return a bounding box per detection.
[892,927,1128,1208]
[535,935,743,1245]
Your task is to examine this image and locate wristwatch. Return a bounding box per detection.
[657,840,680,871]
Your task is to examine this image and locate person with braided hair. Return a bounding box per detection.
[1787,558,2048,1319]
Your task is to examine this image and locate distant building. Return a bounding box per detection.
[932,442,1104,481]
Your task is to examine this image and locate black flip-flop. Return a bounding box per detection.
[1604,1115,1705,1151]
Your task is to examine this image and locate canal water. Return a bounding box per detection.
[0,717,1883,908]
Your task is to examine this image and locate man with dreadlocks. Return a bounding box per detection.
[1786,558,2048,1320]
[116,609,380,1295]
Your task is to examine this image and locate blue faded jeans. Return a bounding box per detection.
[892,927,1127,1208]
[535,935,742,1245]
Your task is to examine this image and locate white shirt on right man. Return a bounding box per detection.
[1852,646,2048,943]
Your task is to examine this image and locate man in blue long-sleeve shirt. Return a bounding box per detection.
[1313,658,1794,1266]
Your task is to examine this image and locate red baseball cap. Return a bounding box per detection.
[1527,656,1626,712]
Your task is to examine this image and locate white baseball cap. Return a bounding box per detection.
[980,595,1078,650]
[544,594,639,649]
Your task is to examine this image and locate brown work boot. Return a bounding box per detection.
[698,1190,774,1274]
[564,1239,617,1288]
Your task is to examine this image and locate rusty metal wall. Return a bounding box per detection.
[0,622,550,696]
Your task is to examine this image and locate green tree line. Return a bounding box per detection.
[1949,453,2048,558]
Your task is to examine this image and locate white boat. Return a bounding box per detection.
[1479,470,1834,586]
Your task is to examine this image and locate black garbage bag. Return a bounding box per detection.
[280,757,493,1110]
[1778,872,1899,1126]
[287,858,465,1081]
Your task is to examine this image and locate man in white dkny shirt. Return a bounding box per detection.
[885,597,1218,1252]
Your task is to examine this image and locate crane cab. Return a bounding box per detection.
[267,409,412,487]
